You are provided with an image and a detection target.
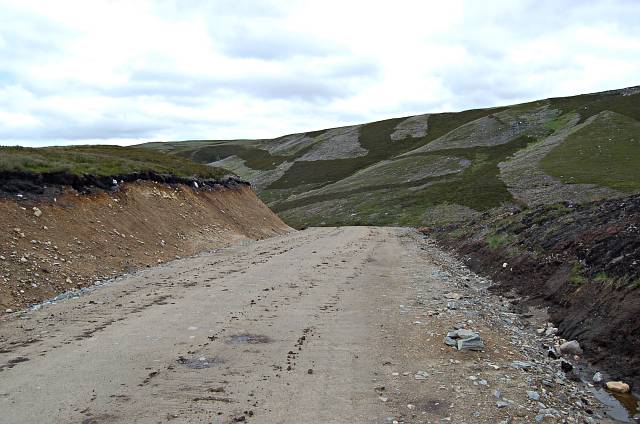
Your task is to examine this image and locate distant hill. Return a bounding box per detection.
[141,86,640,228]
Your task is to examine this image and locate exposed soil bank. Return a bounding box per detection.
[430,194,640,389]
[0,170,246,200]
[0,179,291,310]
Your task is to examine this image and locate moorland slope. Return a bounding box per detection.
[143,86,640,228]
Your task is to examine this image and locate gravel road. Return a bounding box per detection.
[0,227,617,423]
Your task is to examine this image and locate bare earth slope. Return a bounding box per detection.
[0,228,621,423]
[0,180,290,311]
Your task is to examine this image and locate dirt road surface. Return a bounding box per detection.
[0,227,614,423]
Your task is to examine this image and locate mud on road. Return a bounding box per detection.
[0,227,619,423]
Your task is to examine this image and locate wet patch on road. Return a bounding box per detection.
[177,355,224,369]
[0,356,30,372]
[81,413,120,424]
[226,334,272,345]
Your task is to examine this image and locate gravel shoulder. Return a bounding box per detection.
[0,227,619,423]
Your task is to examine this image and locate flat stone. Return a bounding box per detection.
[444,336,457,347]
[511,360,534,370]
[527,390,541,401]
[455,329,476,339]
[457,334,484,351]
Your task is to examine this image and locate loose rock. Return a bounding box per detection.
[558,340,582,356]
[605,381,630,393]
[444,328,485,351]
[592,372,603,383]
[511,360,534,370]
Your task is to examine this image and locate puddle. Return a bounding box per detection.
[590,387,639,423]
[176,356,223,369]
[226,334,272,345]
[573,363,639,422]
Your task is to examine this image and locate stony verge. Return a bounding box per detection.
[0,177,291,311]
[430,193,640,392]
[404,235,625,423]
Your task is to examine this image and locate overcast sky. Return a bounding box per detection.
[1,0,639,146]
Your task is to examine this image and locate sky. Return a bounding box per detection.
[1,0,639,146]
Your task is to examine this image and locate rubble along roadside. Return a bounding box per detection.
[429,193,640,395]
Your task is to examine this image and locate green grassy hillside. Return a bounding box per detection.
[141,86,640,228]
[0,145,227,179]
[540,111,640,192]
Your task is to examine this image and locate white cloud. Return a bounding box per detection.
[0,0,638,146]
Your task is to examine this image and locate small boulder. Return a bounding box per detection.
[605,381,630,393]
[33,207,42,217]
[457,334,484,351]
[444,329,484,351]
[560,360,573,373]
[558,340,582,356]
[592,372,603,383]
[527,390,541,401]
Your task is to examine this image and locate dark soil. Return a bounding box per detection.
[432,195,640,388]
[0,170,249,201]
